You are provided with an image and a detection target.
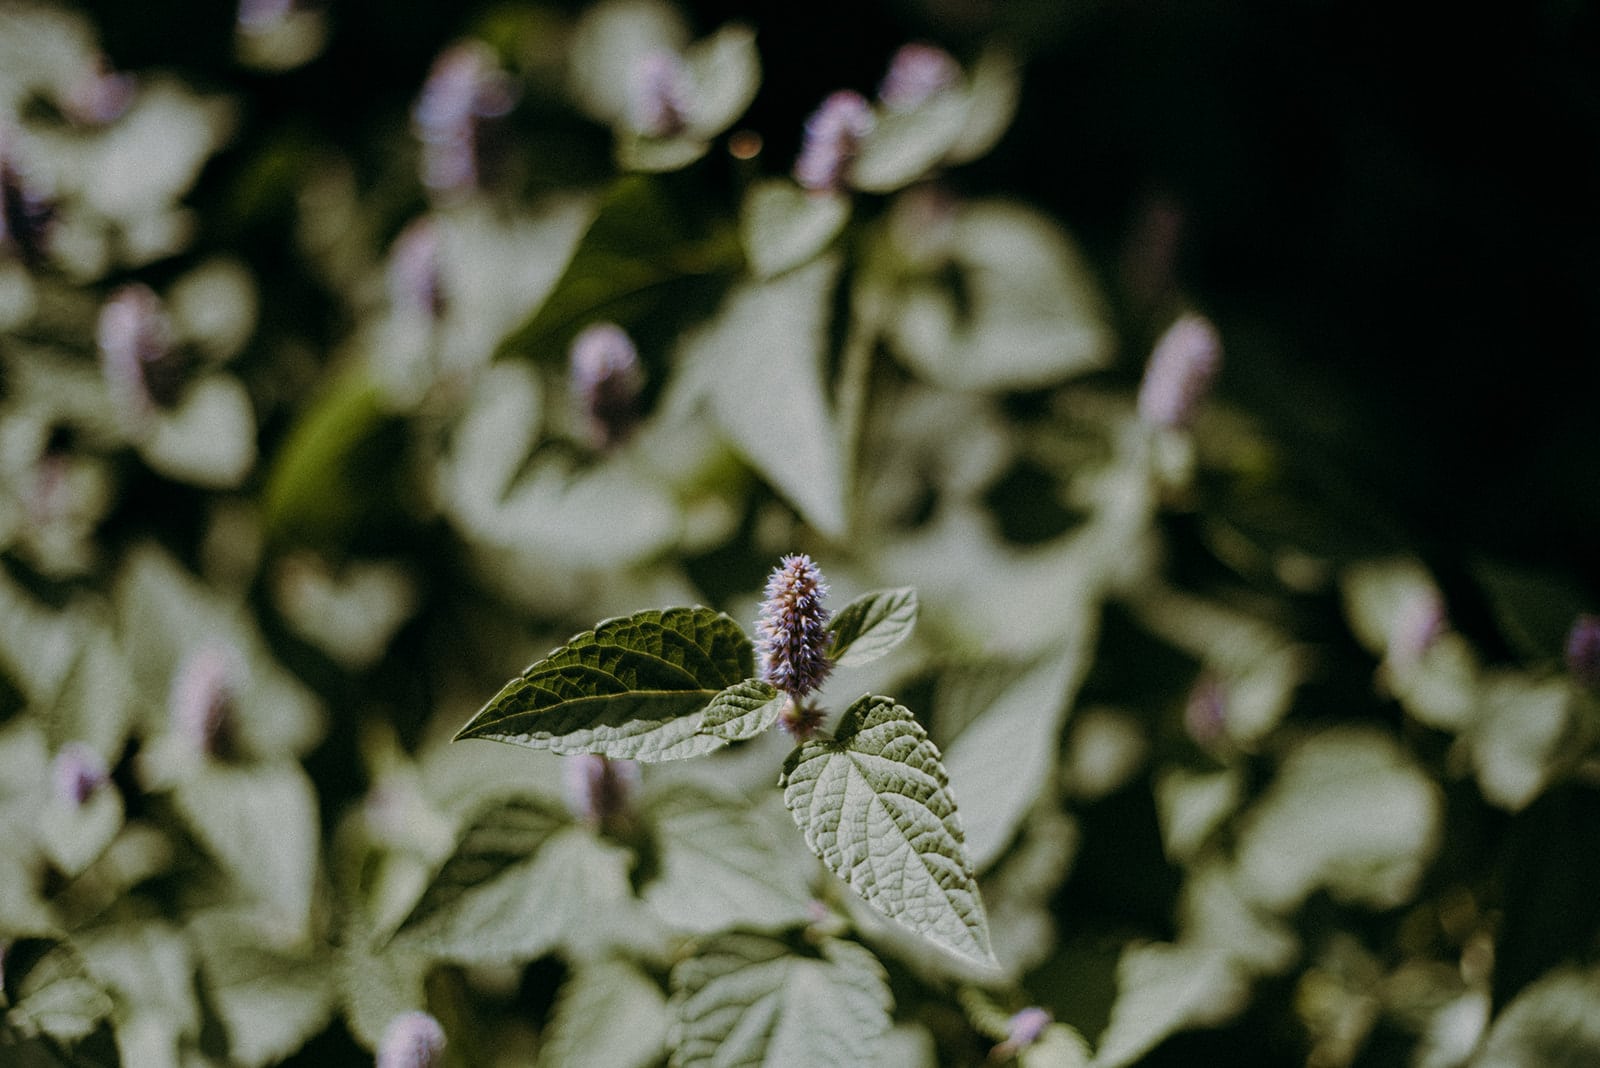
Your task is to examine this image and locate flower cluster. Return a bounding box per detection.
[794,91,873,193]
[756,554,833,699]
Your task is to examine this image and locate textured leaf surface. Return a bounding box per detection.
[642,786,814,933]
[781,695,994,965]
[696,679,786,743]
[827,589,918,668]
[455,607,754,761]
[669,933,892,1067]
[540,958,668,1068]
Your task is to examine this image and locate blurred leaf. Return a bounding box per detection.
[36,786,121,879]
[782,694,996,966]
[669,933,893,1067]
[945,49,1022,166]
[539,958,668,1068]
[336,927,429,1052]
[188,911,335,1068]
[170,761,320,936]
[883,202,1112,391]
[616,24,761,172]
[1021,1024,1093,1068]
[828,588,919,668]
[77,922,199,1066]
[140,375,256,489]
[1471,558,1590,663]
[941,642,1085,871]
[1092,942,1251,1068]
[740,179,850,280]
[1473,966,1600,1067]
[1176,863,1297,976]
[853,92,971,193]
[1154,767,1243,864]
[670,256,848,536]
[1235,728,1441,912]
[3,941,113,1043]
[695,679,785,743]
[1469,673,1577,811]
[641,785,814,933]
[455,607,756,761]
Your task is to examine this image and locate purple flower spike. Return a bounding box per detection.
[878,43,960,111]
[1136,313,1222,429]
[53,743,109,808]
[413,42,516,195]
[564,753,641,831]
[631,50,690,138]
[1566,614,1600,690]
[757,554,833,699]
[377,1011,446,1068]
[570,322,645,448]
[794,91,874,194]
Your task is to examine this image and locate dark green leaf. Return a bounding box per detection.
[828,588,918,668]
[455,607,755,762]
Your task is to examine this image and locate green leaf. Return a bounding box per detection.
[77,921,200,1064]
[641,786,814,934]
[696,679,786,743]
[2,941,113,1043]
[141,374,256,489]
[781,695,995,966]
[669,933,893,1067]
[668,256,848,537]
[188,911,336,1068]
[740,179,850,280]
[37,786,123,879]
[539,958,668,1068]
[1093,942,1252,1068]
[455,607,756,761]
[1469,673,1577,811]
[852,92,971,194]
[827,588,919,668]
[1473,965,1600,1067]
[170,761,321,937]
[396,823,641,964]
[337,927,429,1052]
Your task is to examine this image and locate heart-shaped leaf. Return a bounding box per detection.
[827,588,918,668]
[781,695,995,966]
[456,607,755,762]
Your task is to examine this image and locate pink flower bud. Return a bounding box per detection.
[1566,614,1600,689]
[98,284,183,411]
[169,644,247,760]
[630,50,690,138]
[0,133,54,267]
[413,42,516,195]
[794,91,874,193]
[878,43,960,111]
[1136,313,1222,429]
[377,1011,445,1068]
[388,218,447,319]
[53,743,109,807]
[569,322,644,448]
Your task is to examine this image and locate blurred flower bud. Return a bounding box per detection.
[569,322,644,448]
[878,43,960,111]
[236,0,294,30]
[388,218,447,320]
[53,743,109,807]
[778,697,827,741]
[0,134,55,267]
[757,554,833,699]
[630,50,690,138]
[1566,614,1600,689]
[61,55,135,127]
[98,284,185,411]
[794,91,874,193]
[1389,589,1446,668]
[1184,673,1228,751]
[992,1006,1053,1058]
[413,42,516,195]
[1136,313,1222,429]
[564,753,641,832]
[377,1011,446,1068]
[170,644,247,760]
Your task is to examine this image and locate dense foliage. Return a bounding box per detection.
[0,1,1598,1065]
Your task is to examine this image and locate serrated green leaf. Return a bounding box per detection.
[781,695,995,966]
[396,825,639,964]
[3,941,114,1043]
[394,794,568,938]
[1093,942,1251,1068]
[696,679,785,743]
[456,607,756,761]
[188,911,336,1068]
[827,589,918,668]
[169,761,320,937]
[642,785,814,934]
[669,933,892,1067]
[1472,965,1600,1067]
[740,180,850,280]
[539,958,668,1068]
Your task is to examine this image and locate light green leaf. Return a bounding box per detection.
[781,695,995,966]
[141,374,256,489]
[1092,942,1251,1068]
[1235,728,1441,912]
[696,679,786,743]
[944,48,1022,165]
[2,941,113,1043]
[540,958,668,1068]
[1470,673,1577,811]
[1022,1025,1093,1068]
[188,911,336,1068]
[669,256,848,537]
[681,24,760,137]
[396,825,639,964]
[1154,767,1243,864]
[170,761,320,936]
[77,921,200,1064]
[740,180,850,280]
[641,785,814,934]
[455,607,756,761]
[669,933,893,1067]
[337,927,429,1051]
[1472,965,1600,1067]
[37,785,123,878]
[827,589,919,668]
[851,92,971,193]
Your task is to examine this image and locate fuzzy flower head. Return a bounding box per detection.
[878,43,960,111]
[757,554,833,699]
[53,742,109,808]
[1136,312,1222,429]
[377,1011,446,1068]
[794,91,874,194]
[569,322,645,448]
[630,50,691,138]
[1567,614,1600,690]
